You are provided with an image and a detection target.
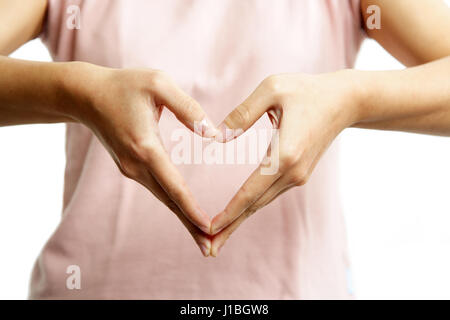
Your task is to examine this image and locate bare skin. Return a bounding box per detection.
[0,0,449,257]
[209,0,450,256]
[0,0,219,257]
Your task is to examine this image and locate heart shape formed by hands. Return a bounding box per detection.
[188,73,351,257]
[95,69,349,258]
[91,68,282,258]
[179,82,284,258]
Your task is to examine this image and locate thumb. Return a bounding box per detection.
[216,87,269,143]
[157,78,218,138]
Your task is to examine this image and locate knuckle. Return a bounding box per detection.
[244,207,258,218]
[228,103,251,128]
[178,95,197,116]
[118,158,140,179]
[169,187,185,204]
[291,167,309,186]
[236,185,253,206]
[148,70,168,88]
[129,137,160,163]
[279,150,299,171]
[262,74,291,103]
[263,74,283,93]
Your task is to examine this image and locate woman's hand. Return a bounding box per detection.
[64,63,218,256]
[209,71,361,256]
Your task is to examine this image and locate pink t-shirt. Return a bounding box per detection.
[30,0,364,299]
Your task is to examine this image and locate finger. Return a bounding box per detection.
[138,169,212,257]
[210,131,283,234]
[215,80,276,142]
[155,76,218,138]
[144,142,212,234]
[211,179,293,257]
[210,160,282,235]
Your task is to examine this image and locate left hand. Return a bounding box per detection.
[209,71,361,256]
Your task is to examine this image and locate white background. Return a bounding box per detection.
[1,26,450,300]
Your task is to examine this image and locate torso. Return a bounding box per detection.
[30,0,364,299]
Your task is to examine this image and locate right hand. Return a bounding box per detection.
[63,63,218,257]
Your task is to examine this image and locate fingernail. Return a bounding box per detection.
[198,218,211,234]
[210,225,224,235]
[200,244,210,257]
[197,207,212,234]
[215,123,235,143]
[210,215,222,235]
[195,117,219,139]
[211,211,230,235]
[211,245,222,258]
[200,225,212,235]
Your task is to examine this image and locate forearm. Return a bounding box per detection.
[351,56,450,136]
[0,56,98,127]
[0,0,47,55]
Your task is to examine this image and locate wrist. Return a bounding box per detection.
[318,69,367,129]
[55,61,110,124]
[340,69,379,126]
[335,69,372,126]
